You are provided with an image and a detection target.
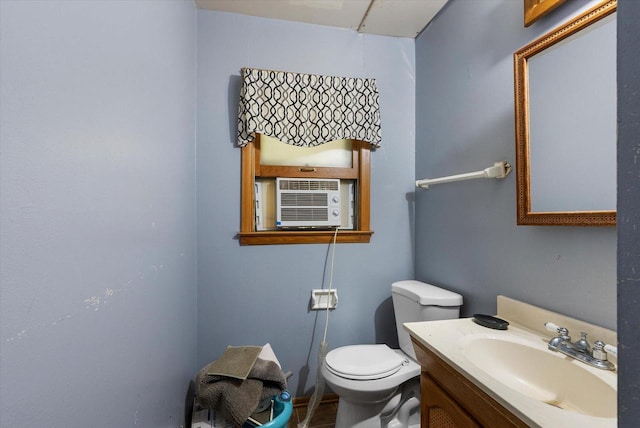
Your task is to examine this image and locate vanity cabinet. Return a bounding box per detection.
[412,338,529,428]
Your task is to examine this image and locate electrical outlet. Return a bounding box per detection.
[311,289,338,310]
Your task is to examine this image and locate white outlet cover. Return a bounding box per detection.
[311,289,338,310]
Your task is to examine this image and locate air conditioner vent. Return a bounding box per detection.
[278,179,339,191]
[276,178,341,228]
[280,208,329,222]
[280,193,328,207]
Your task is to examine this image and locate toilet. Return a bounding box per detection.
[321,280,463,428]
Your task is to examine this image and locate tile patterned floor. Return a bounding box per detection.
[288,397,338,428]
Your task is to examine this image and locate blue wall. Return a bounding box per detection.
[195,10,416,397]
[3,0,638,426]
[414,0,616,329]
[0,1,197,426]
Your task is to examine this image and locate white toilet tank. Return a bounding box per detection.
[392,280,463,360]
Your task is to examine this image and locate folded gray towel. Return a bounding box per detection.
[196,358,287,426]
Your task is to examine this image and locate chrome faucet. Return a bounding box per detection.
[544,322,616,371]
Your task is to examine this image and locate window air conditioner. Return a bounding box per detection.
[276,178,342,228]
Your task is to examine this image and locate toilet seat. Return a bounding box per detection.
[324,344,409,380]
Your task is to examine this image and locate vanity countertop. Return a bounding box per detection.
[404,296,617,428]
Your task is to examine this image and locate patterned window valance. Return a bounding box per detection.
[237,68,382,148]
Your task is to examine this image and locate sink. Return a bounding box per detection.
[462,336,616,418]
[405,299,618,427]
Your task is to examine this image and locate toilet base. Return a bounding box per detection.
[334,377,420,428]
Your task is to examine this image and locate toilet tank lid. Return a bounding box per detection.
[392,280,462,306]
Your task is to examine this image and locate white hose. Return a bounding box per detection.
[297,340,328,428]
[298,228,339,428]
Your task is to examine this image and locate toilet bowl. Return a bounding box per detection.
[321,280,463,428]
[323,345,420,401]
[321,345,421,428]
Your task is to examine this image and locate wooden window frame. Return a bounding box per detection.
[239,135,373,245]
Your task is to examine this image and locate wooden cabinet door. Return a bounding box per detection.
[422,374,480,428]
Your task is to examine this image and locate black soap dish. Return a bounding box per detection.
[472,314,509,330]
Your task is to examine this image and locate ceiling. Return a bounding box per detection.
[194,0,449,38]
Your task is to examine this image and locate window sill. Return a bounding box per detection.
[238,230,373,245]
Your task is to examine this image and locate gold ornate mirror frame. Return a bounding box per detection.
[514,0,617,226]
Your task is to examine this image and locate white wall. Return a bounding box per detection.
[195,10,416,396]
[0,1,197,426]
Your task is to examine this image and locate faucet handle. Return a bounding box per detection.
[545,321,561,332]
[604,344,618,357]
[544,322,570,339]
[592,341,607,360]
[592,340,618,361]
[592,340,618,358]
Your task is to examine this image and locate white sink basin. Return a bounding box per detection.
[462,336,616,418]
[405,298,618,427]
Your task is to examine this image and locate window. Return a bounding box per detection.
[236,67,382,245]
[239,135,372,245]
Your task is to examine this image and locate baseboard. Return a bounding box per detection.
[292,393,339,409]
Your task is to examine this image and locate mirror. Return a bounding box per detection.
[514,0,617,226]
